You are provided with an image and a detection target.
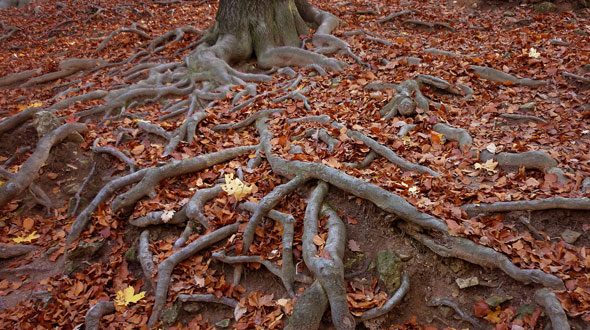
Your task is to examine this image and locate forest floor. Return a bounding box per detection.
[0,0,589,329]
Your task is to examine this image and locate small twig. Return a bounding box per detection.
[71,164,96,216]
[427,297,484,330]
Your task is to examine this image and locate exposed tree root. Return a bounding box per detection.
[238,201,303,296]
[285,280,329,330]
[379,79,430,118]
[0,123,87,208]
[376,9,416,24]
[424,48,464,57]
[433,123,472,148]
[138,230,156,290]
[163,111,208,156]
[479,150,557,170]
[84,301,115,330]
[359,273,410,322]
[397,222,564,289]
[178,293,238,308]
[0,68,41,88]
[404,19,456,32]
[427,297,483,330]
[499,113,548,124]
[92,140,137,172]
[0,243,38,259]
[22,58,107,87]
[148,223,239,327]
[534,288,570,330]
[95,27,151,53]
[0,106,42,135]
[471,65,548,87]
[462,197,590,215]
[67,168,150,248]
[562,72,590,84]
[111,145,256,213]
[137,120,171,140]
[70,163,96,216]
[213,109,284,132]
[130,207,188,227]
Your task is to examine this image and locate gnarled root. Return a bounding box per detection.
[359,273,410,322]
[84,301,115,330]
[0,123,88,208]
[138,230,156,290]
[461,197,590,216]
[148,223,239,327]
[534,288,571,330]
[0,243,38,259]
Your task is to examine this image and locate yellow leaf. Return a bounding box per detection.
[12,231,40,243]
[114,286,145,308]
[0,180,5,187]
[484,307,502,323]
[474,159,498,173]
[528,47,541,59]
[17,102,42,111]
[221,173,255,201]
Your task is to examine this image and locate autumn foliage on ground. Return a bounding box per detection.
[0,0,589,329]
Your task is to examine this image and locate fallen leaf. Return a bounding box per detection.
[114,286,145,310]
[474,159,498,173]
[12,231,40,243]
[348,239,361,252]
[22,218,34,231]
[161,210,175,223]
[234,303,248,321]
[221,173,255,201]
[312,234,325,246]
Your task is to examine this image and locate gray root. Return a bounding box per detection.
[426,297,483,330]
[344,150,378,170]
[562,72,590,84]
[213,108,284,132]
[0,243,38,259]
[433,123,472,148]
[137,121,171,140]
[284,280,328,330]
[379,79,429,118]
[0,68,41,88]
[241,175,309,253]
[67,168,149,248]
[186,184,222,229]
[345,129,439,176]
[111,145,256,213]
[129,207,188,227]
[297,181,354,330]
[424,48,462,57]
[286,115,331,124]
[479,150,557,170]
[404,20,456,32]
[95,27,151,53]
[92,140,137,172]
[139,230,156,290]
[534,288,570,330]
[163,112,208,156]
[148,223,239,327]
[415,74,462,95]
[359,273,410,322]
[23,58,107,87]
[499,113,547,124]
[178,293,238,308]
[71,163,97,216]
[84,301,115,330]
[0,107,43,135]
[0,123,88,208]
[398,222,565,290]
[471,65,547,87]
[238,201,301,296]
[461,197,590,216]
[376,9,416,23]
[398,124,416,137]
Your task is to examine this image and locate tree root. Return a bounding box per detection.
[67,168,150,248]
[376,9,416,24]
[427,297,483,330]
[293,181,354,329]
[185,184,222,229]
[0,68,41,88]
[287,115,331,125]
[359,273,410,322]
[95,27,151,53]
[213,109,284,132]
[397,222,564,289]
[534,288,570,330]
[22,58,107,87]
[479,150,557,170]
[499,113,547,124]
[0,106,43,135]
[0,123,87,208]
[292,127,339,153]
[285,280,329,330]
[433,123,472,148]
[148,223,239,327]
[345,128,440,176]
[461,197,590,216]
[137,120,171,140]
[471,65,548,87]
[178,293,238,308]
[111,145,256,213]
[238,201,302,296]
[163,111,208,156]
[92,140,137,172]
[404,20,456,32]
[379,79,429,118]
[0,243,38,259]
[71,163,96,216]
[130,207,188,227]
[562,72,590,84]
[139,230,156,290]
[241,175,309,253]
[0,166,53,212]
[84,301,115,330]
[415,74,462,95]
[424,48,462,57]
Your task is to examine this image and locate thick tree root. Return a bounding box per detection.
[111,145,256,213]
[84,301,115,330]
[163,111,208,156]
[129,207,188,227]
[212,109,284,132]
[298,181,355,330]
[433,123,472,148]
[137,120,171,140]
[426,297,483,330]
[95,27,151,53]
[185,184,222,229]
[499,113,547,124]
[0,243,38,259]
[285,280,329,330]
[148,223,239,327]
[178,293,238,308]
[461,197,590,216]
[71,164,96,216]
[0,106,43,135]
[345,128,440,176]
[0,68,41,88]
[67,168,150,248]
[398,222,565,289]
[534,288,571,330]
[415,74,462,95]
[379,79,429,118]
[376,9,416,24]
[471,65,548,87]
[139,230,156,290]
[238,201,301,296]
[0,123,87,208]
[92,140,137,173]
[359,273,410,322]
[404,19,456,32]
[22,58,107,87]
[479,150,557,170]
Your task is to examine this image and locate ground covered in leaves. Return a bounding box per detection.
[0,0,589,329]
